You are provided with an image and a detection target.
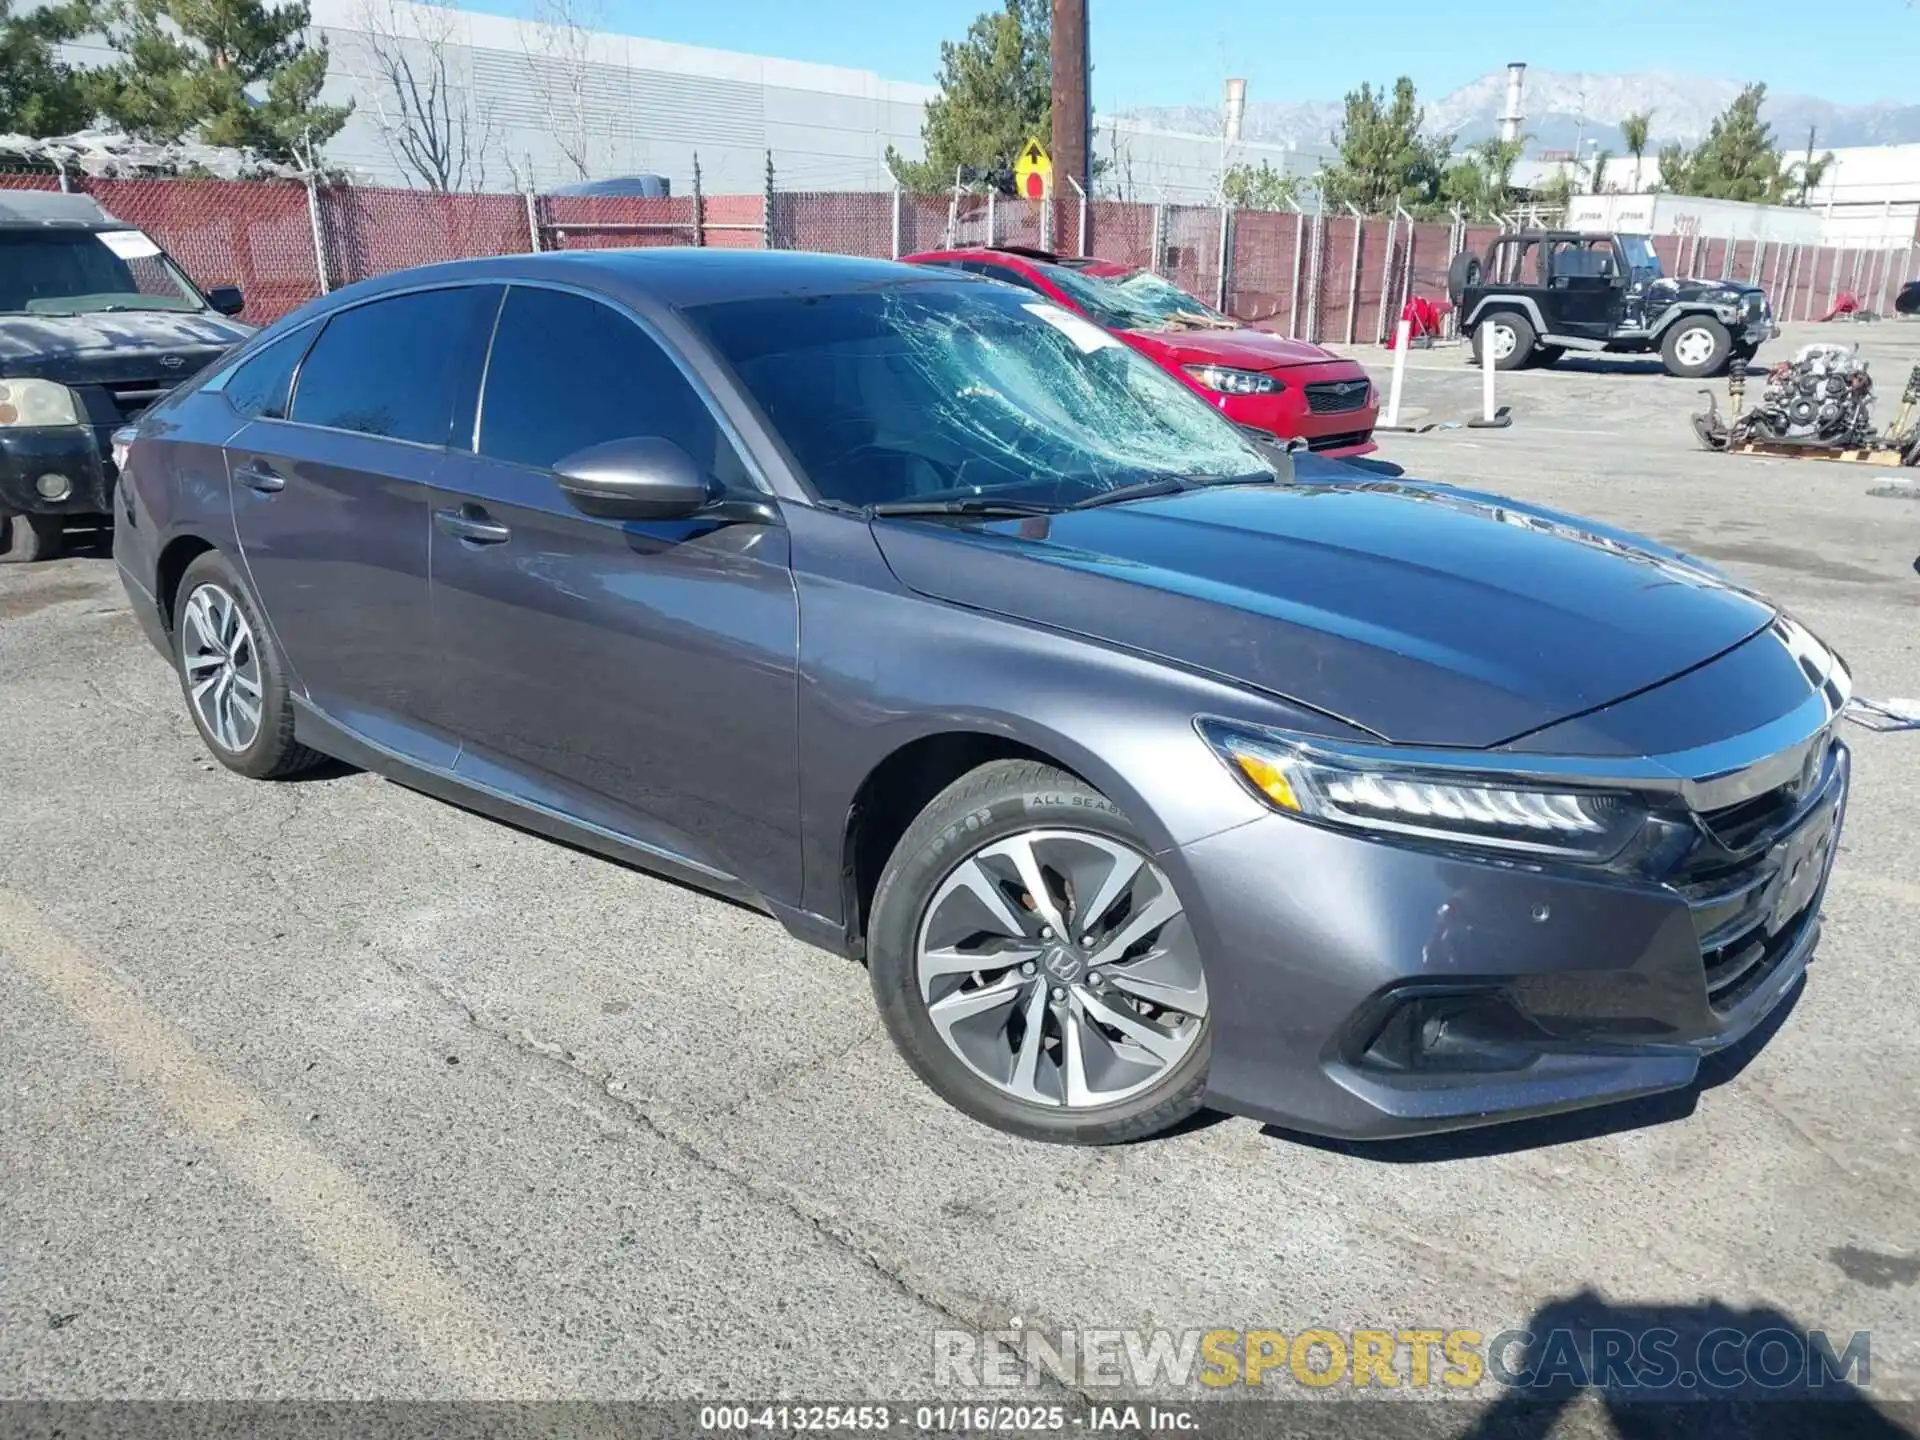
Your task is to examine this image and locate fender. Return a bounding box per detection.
[1462,295,1548,333]
[1647,302,1737,340]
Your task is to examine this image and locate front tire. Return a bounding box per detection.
[0,511,64,563]
[1662,316,1732,378]
[1473,311,1535,371]
[868,760,1210,1145]
[172,550,325,780]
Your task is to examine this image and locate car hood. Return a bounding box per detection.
[870,479,1778,748]
[1121,326,1349,372]
[0,310,253,386]
[1646,276,1763,305]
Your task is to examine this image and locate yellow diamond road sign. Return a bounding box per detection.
[1015,138,1053,200]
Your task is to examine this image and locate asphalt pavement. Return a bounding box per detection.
[2,319,1918,1430]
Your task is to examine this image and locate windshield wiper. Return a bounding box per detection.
[1069,477,1188,509]
[864,498,1062,518]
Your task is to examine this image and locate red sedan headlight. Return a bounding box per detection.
[1183,364,1282,396]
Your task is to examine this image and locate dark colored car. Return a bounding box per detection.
[116,250,1852,1146]
[904,246,1379,457]
[1,189,249,562]
[1895,279,1920,317]
[1450,230,1775,377]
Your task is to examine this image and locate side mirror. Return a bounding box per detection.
[206,285,245,316]
[553,436,717,520]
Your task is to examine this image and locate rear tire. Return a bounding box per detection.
[868,759,1210,1145]
[172,550,326,780]
[1473,311,1536,371]
[1662,316,1732,378]
[0,511,64,564]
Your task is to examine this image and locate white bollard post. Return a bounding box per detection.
[1383,319,1411,428]
[1481,331,1497,424]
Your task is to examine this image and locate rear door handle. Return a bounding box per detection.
[434,506,511,545]
[234,461,284,493]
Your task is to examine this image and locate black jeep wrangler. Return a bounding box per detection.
[1,190,251,562]
[1448,230,1776,378]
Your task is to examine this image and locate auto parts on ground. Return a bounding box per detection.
[1693,348,1920,467]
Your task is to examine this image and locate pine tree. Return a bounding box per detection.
[1657,84,1790,204]
[91,0,351,164]
[886,0,1050,194]
[0,0,95,136]
[1318,78,1453,215]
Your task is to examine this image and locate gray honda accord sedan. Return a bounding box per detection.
[114,250,1852,1145]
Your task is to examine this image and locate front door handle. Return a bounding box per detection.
[434,506,511,545]
[234,462,284,493]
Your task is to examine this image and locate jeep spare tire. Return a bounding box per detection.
[1446,252,1483,304]
[1661,316,1732,378]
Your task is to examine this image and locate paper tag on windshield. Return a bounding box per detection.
[1023,302,1118,354]
[98,229,162,260]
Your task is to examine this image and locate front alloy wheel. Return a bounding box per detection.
[869,760,1212,1144]
[916,830,1207,1108]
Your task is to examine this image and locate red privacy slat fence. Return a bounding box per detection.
[5,170,1913,331]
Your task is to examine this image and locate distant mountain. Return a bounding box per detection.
[1123,68,1920,156]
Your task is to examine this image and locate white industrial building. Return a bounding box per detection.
[59,0,1311,201]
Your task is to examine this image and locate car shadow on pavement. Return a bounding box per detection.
[1256,976,1805,1163]
[1446,1291,1913,1439]
[1543,357,1673,378]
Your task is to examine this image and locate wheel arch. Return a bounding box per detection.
[1462,295,1547,333]
[836,721,1171,960]
[154,532,220,632]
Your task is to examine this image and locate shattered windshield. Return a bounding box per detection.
[1045,266,1235,331]
[689,281,1271,511]
[1619,234,1663,280]
[0,230,205,315]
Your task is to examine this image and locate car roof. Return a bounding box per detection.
[302,248,958,315]
[0,189,120,231]
[902,245,1136,279]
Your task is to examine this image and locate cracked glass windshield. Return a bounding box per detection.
[0,230,205,315]
[1044,265,1237,331]
[689,279,1269,511]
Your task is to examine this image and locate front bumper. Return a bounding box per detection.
[0,424,115,517]
[1218,369,1379,458]
[1175,743,1848,1141]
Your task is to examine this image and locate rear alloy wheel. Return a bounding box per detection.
[173,550,325,780]
[1662,317,1732,378]
[0,511,64,564]
[1474,312,1535,371]
[869,760,1210,1144]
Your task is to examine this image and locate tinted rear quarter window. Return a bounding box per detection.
[223,327,312,420]
[291,286,497,445]
[478,286,723,475]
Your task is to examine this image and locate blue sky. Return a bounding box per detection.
[458,0,1919,110]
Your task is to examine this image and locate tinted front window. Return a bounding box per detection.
[291,287,494,445]
[689,281,1268,510]
[479,286,719,472]
[224,328,312,420]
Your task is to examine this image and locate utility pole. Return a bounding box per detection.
[1050,0,1090,252]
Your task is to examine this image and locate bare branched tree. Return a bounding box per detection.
[354,0,499,191]
[520,0,605,182]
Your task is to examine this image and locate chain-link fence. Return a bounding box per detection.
[5,165,1911,335]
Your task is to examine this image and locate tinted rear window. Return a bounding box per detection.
[291,287,497,445]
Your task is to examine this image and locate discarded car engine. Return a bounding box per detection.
[1744,345,1876,445]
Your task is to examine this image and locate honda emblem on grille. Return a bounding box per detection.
[159,355,185,370]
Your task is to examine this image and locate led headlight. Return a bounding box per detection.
[0,379,81,427]
[1184,364,1280,396]
[1199,720,1649,862]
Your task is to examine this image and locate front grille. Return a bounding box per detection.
[1677,738,1841,1015]
[101,379,175,419]
[1304,380,1372,414]
[1306,428,1372,452]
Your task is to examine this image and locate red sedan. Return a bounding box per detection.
[903,246,1378,457]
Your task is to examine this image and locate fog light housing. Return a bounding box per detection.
[34,473,71,502]
[1359,990,1548,1073]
